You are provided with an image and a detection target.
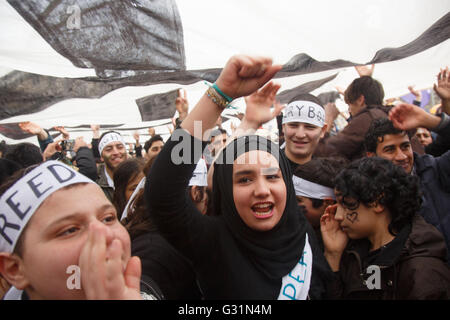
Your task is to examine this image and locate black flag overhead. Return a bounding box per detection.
[136,89,179,122]
[1,1,449,138]
[276,73,338,104]
[7,0,186,76]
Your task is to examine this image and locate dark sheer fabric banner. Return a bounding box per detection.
[276,73,338,104]
[2,1,449,128]
[7,0,186,75]
[136,89,179,121]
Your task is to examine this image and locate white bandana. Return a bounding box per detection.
[282,100,325,127]
[98,132,126,155]
[292,175,335,200]
[188,158,208,187]
[121,177,146,221]
[0,161,94,253]
[278,234,312,300]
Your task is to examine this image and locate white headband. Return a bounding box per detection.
[189,158,208,187]
[121,177,146,221]
[0,161,94,253]
[282,100,325,127]
[98,132,126,155]
[292,176,335,200]
[121,158,208,222]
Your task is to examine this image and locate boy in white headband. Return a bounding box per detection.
[281,94,328,172]
[0,161,162,300]
[97,131,128,202]
[293,157,348,248]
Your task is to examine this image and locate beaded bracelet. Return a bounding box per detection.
[206,86,229,109]
[212,83,233,103]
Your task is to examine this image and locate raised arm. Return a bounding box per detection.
[176,89,189,122]
[232,81,283,137]
[19,121,53,152]
[355,64,375,77]
[206,81,283,189]
[73,137,98,181]
[181,55,282,140]
[407,85,422,106]
[389,103,442,131]
[53,126,70,140]
[90,124,101,159]
[434,66,450,115]
[390,103,450,160]
[147,55,282,259]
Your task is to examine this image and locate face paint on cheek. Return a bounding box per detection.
[346,211,358,224]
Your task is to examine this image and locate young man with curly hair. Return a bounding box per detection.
[321,157,450,299]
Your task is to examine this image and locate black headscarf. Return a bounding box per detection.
[212,135,307,280]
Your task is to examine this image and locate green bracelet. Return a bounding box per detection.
[212,83,233,103]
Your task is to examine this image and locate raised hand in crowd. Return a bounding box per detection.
[207,80,283,190]
[176,89,189,122]
[434,66,450,114]
[42,139,63,161]
[216,56,282,100]
[18,121,48,140]
[90,124,100,139]
[133,131,141,148]
[240,81,284,131]
[408,85,422,102]
[384,97,399,105]
[73,136,89,153]
[355,64,375,77]
[335,85,346,96]
[324,102,340,133]
[53,126,70,140]
[320,204,349,271]
[148,127,156,137]
[182,55,282,139]
[389,103,442,131]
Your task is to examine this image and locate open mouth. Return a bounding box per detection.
[251,202,274,219]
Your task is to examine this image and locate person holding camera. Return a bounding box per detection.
[18,122,97,181]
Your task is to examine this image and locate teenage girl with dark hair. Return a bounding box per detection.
[145,55,332,299]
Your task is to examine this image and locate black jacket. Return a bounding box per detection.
[132,231,202,300]
[74,146,97,181]
[327,215,450,299]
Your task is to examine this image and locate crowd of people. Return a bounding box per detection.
[0,55,449,300]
